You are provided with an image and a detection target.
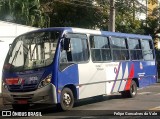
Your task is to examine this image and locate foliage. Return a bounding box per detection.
[40,0,107,29]
[0,0,10,20]
[0,0,49,27]
[115,0,145,34]
[148,0,158,5]
[0,0,159,35]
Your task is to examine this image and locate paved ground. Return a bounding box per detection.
[0,83,160,119]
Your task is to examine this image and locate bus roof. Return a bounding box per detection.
[25,27,152,40]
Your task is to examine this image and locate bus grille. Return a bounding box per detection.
[8,84,37,92]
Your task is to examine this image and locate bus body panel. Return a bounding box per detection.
[135,61,157,87]
[77,61,157,99]
[78,62,129,99]
[78,61,106,99]
[57,64,79,102]
[2,65,58,105]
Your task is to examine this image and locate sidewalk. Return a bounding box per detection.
[0,94,10,111]
[0,93,4,111]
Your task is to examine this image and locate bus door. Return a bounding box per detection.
[78,62,106,99]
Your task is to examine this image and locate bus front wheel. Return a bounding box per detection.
[121,80,137,98]
[59,87,74,111]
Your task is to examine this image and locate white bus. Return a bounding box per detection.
[2,27,157,111]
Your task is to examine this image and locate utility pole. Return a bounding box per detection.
[108,0,115,32]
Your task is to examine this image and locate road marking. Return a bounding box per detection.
[154,93,160,95]
[138,92,152,95]
[149,106,160,110]
[81,117,97,119]
[138,92,160,95]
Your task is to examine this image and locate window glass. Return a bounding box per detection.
[141,40,151,50]
[141,40,154,60]
[110,37,126,49]
[60,34,89,63]
[128,38,140,49]
[70,38,86,62]
[111,37,129,60]
[91,36,109,48]
[91,49,101,61]
[130,50,143,60]
[5,31,60,72]
[90,36,111,61]
[128,38,143,60]
[112,50,129,60]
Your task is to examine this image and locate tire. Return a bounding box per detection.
[12,104,29,111]
[58,88,74,111]
[121,80,137,98]
[121,91,128,98]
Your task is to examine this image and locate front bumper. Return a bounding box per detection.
[2,84,57,105]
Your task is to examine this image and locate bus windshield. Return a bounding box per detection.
[4,31,61,72]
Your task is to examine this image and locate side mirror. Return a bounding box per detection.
[9,44,12,57]
[61,38,70,51]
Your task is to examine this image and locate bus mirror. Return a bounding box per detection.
[61,38,70,51]
[9,44,12,48]
[9,44,12,56]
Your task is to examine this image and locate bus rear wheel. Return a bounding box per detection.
[121,80,137,98]
[59,88,74,111]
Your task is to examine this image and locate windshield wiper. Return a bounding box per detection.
[23,39,35,69]
[10,43,22,66]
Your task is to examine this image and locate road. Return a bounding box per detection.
[0,83,160,119]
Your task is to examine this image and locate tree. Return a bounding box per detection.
[0,0,11,20]
[0,0,107,28]
[0,0,157,34]
[113,0,145,34]
[148,0,158,5]
[0,0,49,27]
[40,0,107,29]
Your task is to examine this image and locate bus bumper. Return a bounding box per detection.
[2,84,57,105]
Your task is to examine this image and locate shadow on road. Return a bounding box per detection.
[74,94,123,107]
[27,94,123,116]
[0,94,124,117]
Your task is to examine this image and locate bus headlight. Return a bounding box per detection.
[38,74,52,88]
[2,81,8,90]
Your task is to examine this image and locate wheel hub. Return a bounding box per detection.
[63,93,71,105]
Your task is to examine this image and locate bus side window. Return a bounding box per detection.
[60,34,89,63]
[60,50,68,62]
[60,38,72,62]
[141,39,154,60]
[128,38,143,60]
[90,35,111,62]
[111,37,128,61]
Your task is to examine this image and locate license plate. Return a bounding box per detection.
[17,100,28,104]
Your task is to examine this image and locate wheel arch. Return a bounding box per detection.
[132,78,139,88]
[63,84,78,100]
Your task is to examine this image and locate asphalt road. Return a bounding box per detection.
[0,83,160,119]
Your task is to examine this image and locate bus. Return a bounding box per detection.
[2,27,157,111]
